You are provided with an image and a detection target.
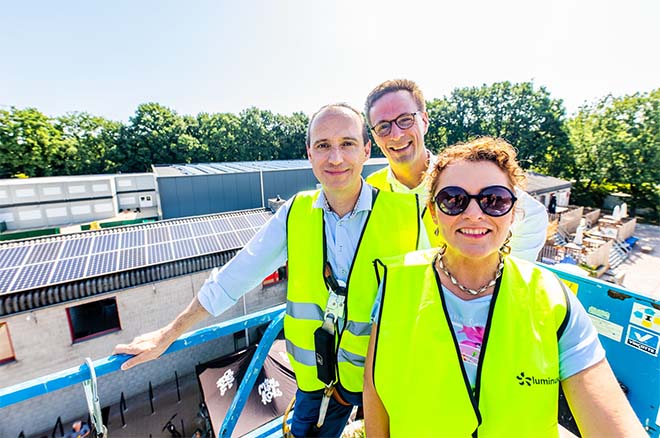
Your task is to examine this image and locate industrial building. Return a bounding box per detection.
[151,158,389,219]
[0,173,158,232]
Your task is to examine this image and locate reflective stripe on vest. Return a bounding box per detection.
[285,188,419,393]
[366,166,445,247]
[374,250,567,437]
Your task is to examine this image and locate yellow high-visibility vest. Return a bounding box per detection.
[366,166,443,247]
[285,188,419,394]
[373,249,568,437]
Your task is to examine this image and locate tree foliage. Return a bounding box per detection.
[0,107,67,178]
[426,81,571,175]
[567,89,660,217]
[1,84,656,219]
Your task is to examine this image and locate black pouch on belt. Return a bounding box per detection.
[314,327,336,385]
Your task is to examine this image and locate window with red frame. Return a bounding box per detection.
[67,297,121,343]
[0,322,16,364]
[262,265,288,287]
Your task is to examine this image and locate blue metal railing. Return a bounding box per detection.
[1,267,659,437]
[0,304,285,410]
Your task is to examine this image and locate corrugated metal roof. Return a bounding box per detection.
[0,173,149,185]
[153,158,388,177]
[525,172,572,195]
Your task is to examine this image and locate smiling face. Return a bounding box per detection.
[430,160,515,260]
[306,106,370,198]
[368,90,429,176]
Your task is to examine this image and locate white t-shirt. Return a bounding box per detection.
[372,280,605,388]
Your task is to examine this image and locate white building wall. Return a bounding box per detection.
[0,174,156,231]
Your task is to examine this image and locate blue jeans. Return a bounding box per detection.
[290,388,353,437]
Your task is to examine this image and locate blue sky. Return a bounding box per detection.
[1,0,658,122]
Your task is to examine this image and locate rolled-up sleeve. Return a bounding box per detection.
[197,198,291,316]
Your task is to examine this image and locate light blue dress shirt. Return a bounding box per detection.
[198,181,382,316]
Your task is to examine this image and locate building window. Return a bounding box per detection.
[67,298,121,343]
[0,322,16,364]
[262,265,288,287]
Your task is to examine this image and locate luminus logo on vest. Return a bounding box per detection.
[516,372,559,386]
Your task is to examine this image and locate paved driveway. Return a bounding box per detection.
[619,222,660,300]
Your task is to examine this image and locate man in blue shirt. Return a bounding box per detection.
[114,103,420,437]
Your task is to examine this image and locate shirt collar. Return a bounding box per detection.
[385,150,437,203]
[313,178,373,216]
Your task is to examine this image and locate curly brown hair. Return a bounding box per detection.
[427,137,526,200]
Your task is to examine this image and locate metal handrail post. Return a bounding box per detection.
[219,310,285,438]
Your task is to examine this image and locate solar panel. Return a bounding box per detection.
[216,232,242,249]
[86,252,117,277]
[235,229,257,245]
[52,257,88,284]
[0,209,273,296]
[119,247,146,270]
[121,231,145,249]
[0,268,19,293]
[0,246,30,268]
[146,227,169,244]
[173,239,197,259]
[246,212,270,227]
[30,241,63,263]
[147,243,174,265]
[190,221,214,237]
[226,215,252,230]
[61,237,92,259]
[171,224,193,240]
[209,218,232,233]
[92,234,119,253]
[195,236,221,254]
[12,262,56,291]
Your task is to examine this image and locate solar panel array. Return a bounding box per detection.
[0,209,273,295]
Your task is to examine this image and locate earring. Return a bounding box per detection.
[434,227,439,237]
[499,230,512,256]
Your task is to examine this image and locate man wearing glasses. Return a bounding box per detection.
[114,103,420,437]
[364,79,548,261]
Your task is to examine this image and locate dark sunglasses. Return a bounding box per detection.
[370,112,417,137]
[434,185,517,217]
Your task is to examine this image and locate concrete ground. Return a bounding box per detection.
[618,222,660,300]
[30,373,206,438]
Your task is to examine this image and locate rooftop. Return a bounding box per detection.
[152,158,388,177]
[525,172,572,195]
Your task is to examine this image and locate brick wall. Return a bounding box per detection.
[0,270,287,436]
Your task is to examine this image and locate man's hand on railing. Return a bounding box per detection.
[112,296,211,370]
[113,326,175,370]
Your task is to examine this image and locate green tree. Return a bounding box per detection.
[0,107,67,177]
[567,89,660,218]
[272,112,308,160]
[196,112,242,162]
[112,103,187,172]
[236,107,279,161]
[56,112,122,175]
[427,82,571,174]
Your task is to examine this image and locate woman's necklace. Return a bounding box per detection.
[435,245,504,296]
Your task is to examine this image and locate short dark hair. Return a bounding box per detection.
[364,79,426,125]
[306,103,369,147]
